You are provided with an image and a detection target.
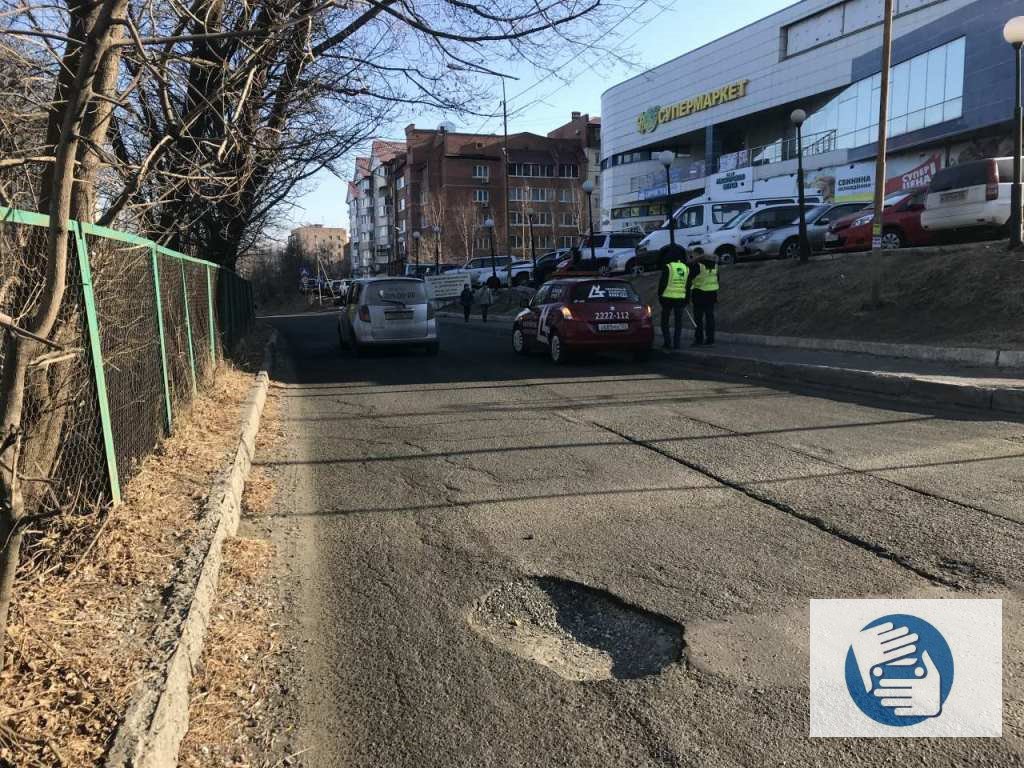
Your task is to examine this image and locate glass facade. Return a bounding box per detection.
[803,38,965,150]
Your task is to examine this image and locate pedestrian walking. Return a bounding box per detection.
[460,283,474,322]
[475,283,494,322]
[687,247,718,346]
[658,244,689,349]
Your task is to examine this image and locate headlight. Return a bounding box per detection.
[749,232,771,243]
[852,214,874,227]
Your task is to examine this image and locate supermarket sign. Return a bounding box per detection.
[637,80,749,134]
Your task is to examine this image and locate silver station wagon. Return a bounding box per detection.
[337,277,439,356]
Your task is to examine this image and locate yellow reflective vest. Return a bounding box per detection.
[662,262,689,299]
[692,263,719,292]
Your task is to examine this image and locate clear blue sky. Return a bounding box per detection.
[285,0,798,237]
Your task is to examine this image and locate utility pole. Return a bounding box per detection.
[502,78,512,287]
[869,0,895,307]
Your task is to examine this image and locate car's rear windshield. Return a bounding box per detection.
[365,280,427,305]
[572,281,640,302]
[929,161,991,192]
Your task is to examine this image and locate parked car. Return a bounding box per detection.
[448,256,532,286]
[512,278,653,364]
[921,158,1017,237]
[635,189,825,269]
[699,204,808,263]
[574,231,646,274]
[532,249,571,284]
[337,277,438,356]
[825,189,930,252]
[745,202,868,259]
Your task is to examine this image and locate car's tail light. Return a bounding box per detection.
[358,305,371,322]
[642,304,652,318]
[986,160,1000,201]
[560,306,573,320]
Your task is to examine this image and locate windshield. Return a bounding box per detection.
[572,281,641,302]
[365,280,427,306]
[883,192,912,208]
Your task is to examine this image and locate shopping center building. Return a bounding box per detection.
[600,0,1019,232]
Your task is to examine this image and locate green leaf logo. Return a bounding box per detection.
[637,106,660,135]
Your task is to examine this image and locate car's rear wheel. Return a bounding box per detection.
[512,327,529,355]
[549,332,568,364]
[881,228,905,249]
[718,249,737,266]
[781,237,801,260]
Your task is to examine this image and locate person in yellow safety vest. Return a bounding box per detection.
[657,244,689,349]
[686,246,719,346]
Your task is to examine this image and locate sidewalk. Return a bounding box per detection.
[438,315,1024,416]
[673,342,1023,415]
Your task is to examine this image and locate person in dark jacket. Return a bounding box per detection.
[459,284,473,322]
[686,247,719,346]
[657,243,689,349]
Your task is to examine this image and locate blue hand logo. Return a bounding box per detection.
[844,614,954,726]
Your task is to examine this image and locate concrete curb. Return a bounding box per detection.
[106,331,278,768]
[678,350,1024,416]
[706,332,1021,370]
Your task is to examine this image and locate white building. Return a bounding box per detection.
[601,0,1018,233]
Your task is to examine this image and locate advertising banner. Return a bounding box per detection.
[835,152,944,203]
[707,168,752,199]
[425,273,467,300]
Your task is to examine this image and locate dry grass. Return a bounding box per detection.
[636,241,1024,348]
[177,537,283,767]
[0,363,258,767]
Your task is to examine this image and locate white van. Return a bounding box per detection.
[636,193,821,270]
[921,158,1016,235]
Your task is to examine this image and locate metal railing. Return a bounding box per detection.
[0,207,254,515]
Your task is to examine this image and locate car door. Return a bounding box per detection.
[896,189,929,244]
[536,284,567,344]
[521,285,550,341]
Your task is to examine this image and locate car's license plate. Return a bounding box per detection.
[825,233,839,242]
[385,310,413,321]
[598,322,629,332]
[940,190,968,203]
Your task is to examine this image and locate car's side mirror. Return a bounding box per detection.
[520,298,530,308]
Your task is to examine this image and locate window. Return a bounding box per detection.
[712,203,750,225]
[560,212,577,227]
[802,38,965,150]
[559,236,576,249]
[559,188,573,203]
[508,163,555,178]
[473,164,489,179]
[677,207,703,228]
[536,235,554,249]
[473,189,489,204]
[533,212,552,226]
[474,237,490,250]
[396,176,406,190]
[510,235,524,249]
[531,285,551,307]
[558,164,579,178]
[509,188,525,202]
[529,188,555,202]
[609,233,642,249]
[398,198,406,212]
[510,211,524,226]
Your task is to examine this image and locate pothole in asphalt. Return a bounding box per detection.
[468,577,684,682]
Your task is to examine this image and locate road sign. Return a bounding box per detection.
[425,273,467,300]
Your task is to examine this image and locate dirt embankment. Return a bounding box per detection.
[633,241,1024,349]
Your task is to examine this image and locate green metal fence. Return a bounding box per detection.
[0,207,254,514]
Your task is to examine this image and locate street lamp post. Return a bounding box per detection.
[484,217,497,281]
[526,209,537,283]
[790,109,811,263]
[581,180,597,260]
[657,150,676,246]
[412,230,421,273]
[1004,17,1024,249]
[431,224,441,272]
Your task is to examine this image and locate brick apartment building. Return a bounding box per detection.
[287,224,349,264]
[349,114,598,275]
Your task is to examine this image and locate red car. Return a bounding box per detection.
[824,188,930,252]
[512,278,654,364]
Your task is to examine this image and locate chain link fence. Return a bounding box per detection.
[0,207,255,518]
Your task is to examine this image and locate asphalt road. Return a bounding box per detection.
[259,312,1024,767]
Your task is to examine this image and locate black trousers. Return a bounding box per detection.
[660,298,686,348]
[480,304,490,322]
[692,291,716,344]
[463,305,471,321]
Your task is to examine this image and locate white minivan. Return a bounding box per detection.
[636,193,821,270]
[921,158,1017,236]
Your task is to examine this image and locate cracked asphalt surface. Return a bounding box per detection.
[260,313,1024,767]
